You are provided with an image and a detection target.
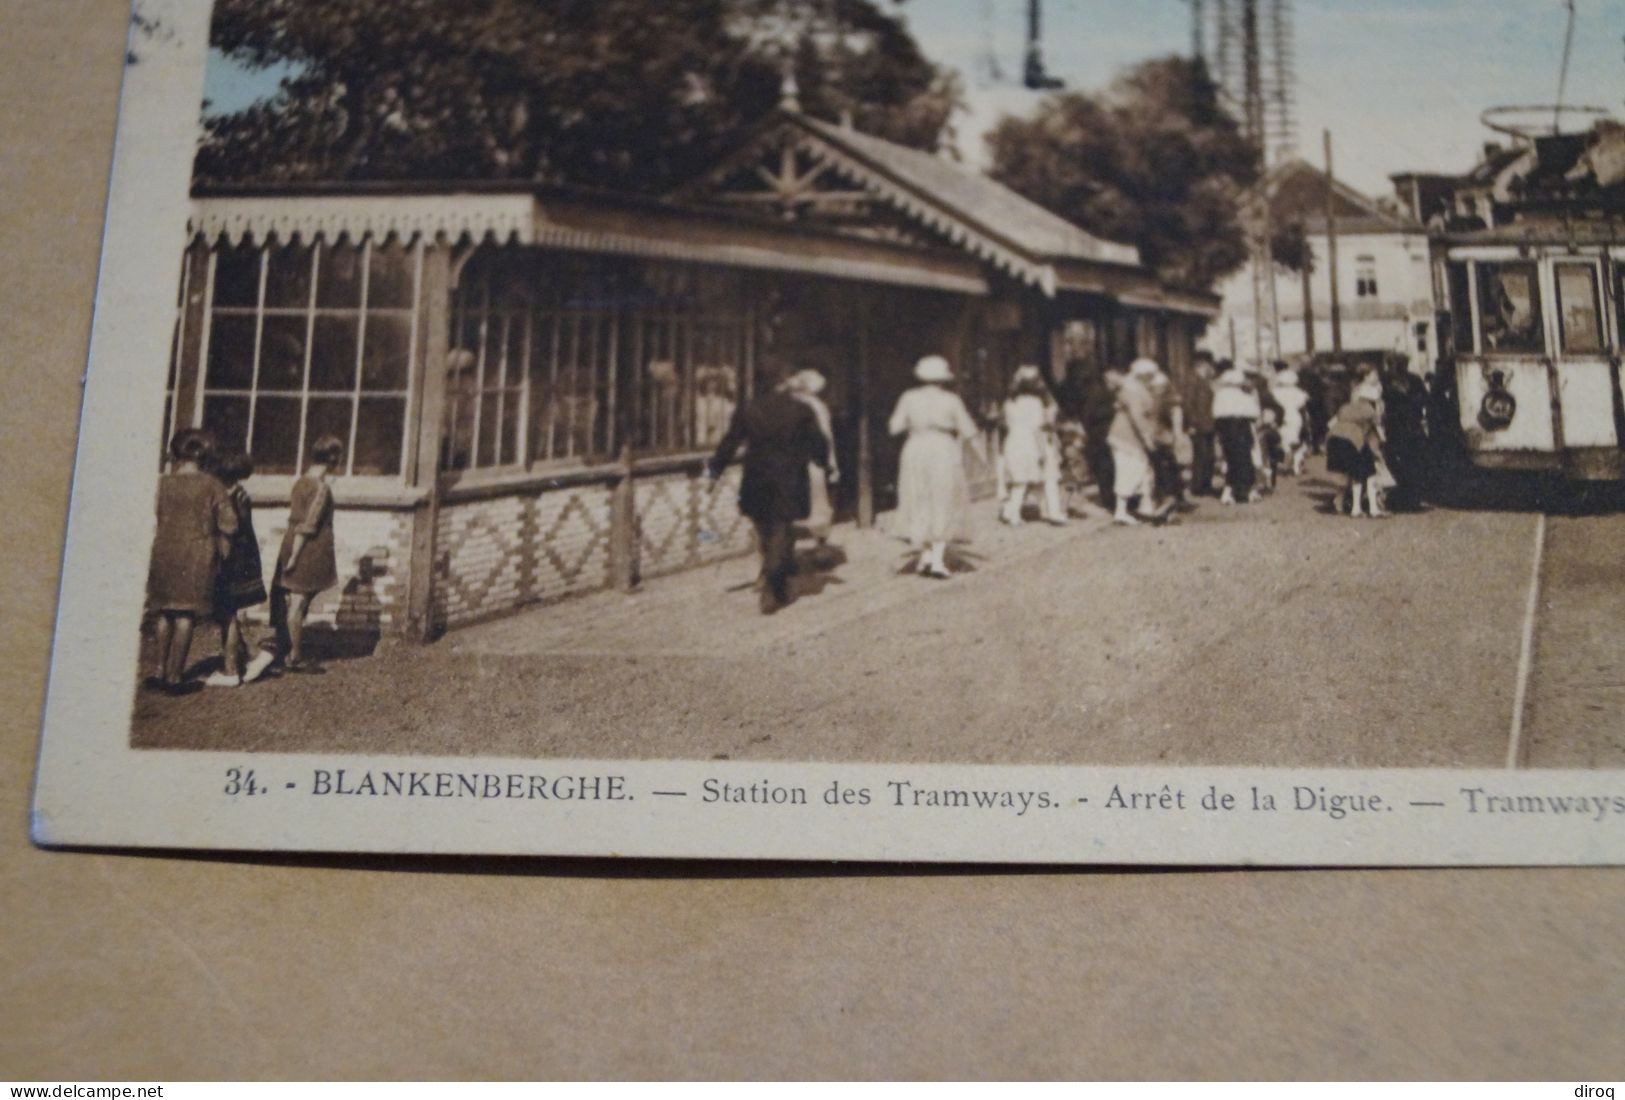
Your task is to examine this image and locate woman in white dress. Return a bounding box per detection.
[1000,365,1066,527]
[1107,358,1165,525]
[889,355,979,579]
[786,368,839,550]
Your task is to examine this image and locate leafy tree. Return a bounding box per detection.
[197,0,959,192]
[1269,219,1312,275]
[987,56,1264,292]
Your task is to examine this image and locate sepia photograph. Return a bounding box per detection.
[29,0,1625,861]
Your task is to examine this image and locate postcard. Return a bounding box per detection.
[32,0,1625,864]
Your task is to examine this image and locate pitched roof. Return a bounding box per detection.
[792,114,1141,269]
[1262,158,1420,232]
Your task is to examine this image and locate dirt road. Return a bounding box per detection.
[130,464,1623,769]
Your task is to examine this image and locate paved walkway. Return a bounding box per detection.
[452,500,1106,660]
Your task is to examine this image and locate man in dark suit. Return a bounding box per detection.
[707,361,830,614]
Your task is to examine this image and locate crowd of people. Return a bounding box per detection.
[1050,349,1431,525]
[708,347,1434,613]
[144,347,1431,653]
[145,428,342,695]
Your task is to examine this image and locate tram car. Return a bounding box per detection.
[1434,224,1625,481]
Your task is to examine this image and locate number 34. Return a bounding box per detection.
[224,767,263,796]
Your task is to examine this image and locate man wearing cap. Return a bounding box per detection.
[707,360,831,614]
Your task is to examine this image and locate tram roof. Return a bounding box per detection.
[1441,218,1625,248]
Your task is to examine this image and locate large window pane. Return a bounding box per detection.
[693,365,737,447]
[353,397,407,476]
[1477,262,1544,355]
[317,243,363,309]
[201,395,251,455]
[444,372,478,470]
[1555,265,1604,354]
[305,396,354,468]
[361,314,412,391]
[500,313,526,388]
[498,394,520,466]
[258,315,308,390]
[190,237,420,480]
[368,243,415,309]
[250,395,302,474]
[205,313,258,389]
[213,243,262,308]
[477,392,503,468]
[457,314,486,373]
[309,314,360,391]
[264,244,314,309]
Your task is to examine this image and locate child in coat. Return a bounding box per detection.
[204,451,274,687]
[272,436,344,672]
[146,428,235,695]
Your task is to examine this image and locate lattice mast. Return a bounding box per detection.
[1264,0,1298,160]
[1197,0,1294,363]
[1198,0,1297,164]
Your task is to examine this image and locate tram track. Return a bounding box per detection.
[1513,498,1625,770]
[1505,513,1546,770]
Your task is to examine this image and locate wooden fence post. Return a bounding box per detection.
[609,442,639,591]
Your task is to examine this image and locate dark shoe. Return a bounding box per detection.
[285,658,327,675]
[142,676,166,692]
[758,588,782,615]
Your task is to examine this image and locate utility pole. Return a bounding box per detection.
[1243,0,1279,365]
[1324,129,1344,354]
[1300,236,1315,353]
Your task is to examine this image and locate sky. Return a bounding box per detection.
[203,0,1625,199]
[905,0,1625,194]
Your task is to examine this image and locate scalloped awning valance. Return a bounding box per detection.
[190,192,539,246]
[189,190,991,296]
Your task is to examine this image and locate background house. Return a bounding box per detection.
[1206,159,1435,372]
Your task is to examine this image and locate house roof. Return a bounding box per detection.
[186,111,1221,316]
[671,107,1155,298]
[1296,213,1422,237]
[1262,158,1420,232]
[791,114,1141,269]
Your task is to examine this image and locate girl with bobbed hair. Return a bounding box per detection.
[271,435,344,673]
[204,451,274,687]
[146,428,236,695]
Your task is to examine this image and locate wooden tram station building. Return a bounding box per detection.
[168,105,1216,641]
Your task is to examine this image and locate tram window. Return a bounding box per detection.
[1476,262,1544,355]
[1446,263,1473,354]
[1554,264,1604,354]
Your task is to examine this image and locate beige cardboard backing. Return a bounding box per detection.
[3,0,1624,1078]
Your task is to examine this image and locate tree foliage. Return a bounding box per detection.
[987,56,1263,292]
[197,0,960,192]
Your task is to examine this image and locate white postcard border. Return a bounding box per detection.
[29,0,1625,866]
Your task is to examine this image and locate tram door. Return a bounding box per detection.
[1455,257,1559,455]
[1545,258,1617,450]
